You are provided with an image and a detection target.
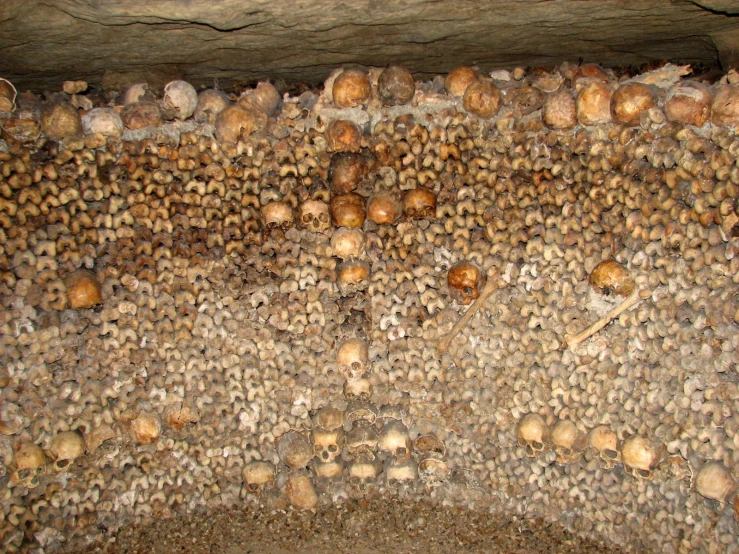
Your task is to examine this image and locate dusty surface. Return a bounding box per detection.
[2,0,739,91]
[76,498,624,554]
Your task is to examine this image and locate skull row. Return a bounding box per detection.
[517,414,666,481]
[9,431,86,488]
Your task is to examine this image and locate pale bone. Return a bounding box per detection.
[566,288,650,349]
[438,268,503,354]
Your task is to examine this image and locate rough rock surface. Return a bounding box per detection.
[1,0,739,92]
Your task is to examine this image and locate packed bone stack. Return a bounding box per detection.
[0,62,738,552]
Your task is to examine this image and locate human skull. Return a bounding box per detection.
[418,457,450,488]
[447,261,485,305]
[347,458,381,494]
[299,200,331,233]
[384,456,418,489]
[403,188,437,219]
[620,435,664,481]
[344,400,378,428]
[343,377,372,402]
[130,411,161,445]
[379,420,412,460]
[10,442,46,488]
[285,469,318,509]
[325,119,362,154]
[517,413,550,457]
[215,104,263,144]
[311,427,345,463]
[312,458,344,482]
[330,193,367,229]
[243,460,276,495]
[589,259,635,297]
[412,434,446,458]
[64,269,103,309]
[696,462,736,506]
[81,108,124,139]
[277,430,313,469]
[346,420,379,460]
[331,228,365,260]
[588,426,621,470]
[337,260,370,296]
[262,201,294,230]
[161,80,198,121]
[367,193,402,225]
[312,406,344,431]
[336,338,370,381]
[48,430,85,472]
[551,420,586,464]
[193,89,231,124]
[329,153,368,194]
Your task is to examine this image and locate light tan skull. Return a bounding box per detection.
[379,420,412,460]
[336,338,370,381]
[696,462,736,507]
[621,435,664,481]
[81,108,124,139]
[262,201,294,230]
[277,431,313,469]
[447,261,485,305]
[331,228,365,260]
[517,413,550,457]
[384,456,418,488]
[343,377,372,402]
[312,427,344,463]
[299,200,331,233]
[347,458,381,494]
[588,426,621,470]
[10,442,46,488]
[49,430,85,472]
[243,460,276,495]
[551,420,586,464]
[312,458,344,482]
[346,420,379,460]
[161,80,198,121]
[285,469,318,509]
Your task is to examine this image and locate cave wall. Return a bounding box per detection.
[1,0,739,92]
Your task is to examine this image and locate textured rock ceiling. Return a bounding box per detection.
[0,0,738,93]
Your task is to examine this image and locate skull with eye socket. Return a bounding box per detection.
[517,413,550,458]
[243,460,276,496]
[261,201,294,231]
[447,261,485,305]
[588,425,621,470]
[298,200,331,233]
[336,338,370,381]
[403,188,437,220]
[620,435,664,481]
[10,442,47,488]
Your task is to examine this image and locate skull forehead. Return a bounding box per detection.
[50,431,85,460]
[517,413,548,442]
[347,421,379,446]
[345,400,378,425]
[344,377,372,399]
[262,201,294,225]
[243,460,276,484]
[386,458,418,481]
[589,425,618,451]
[620,436,657,470]
[331,228,365,259]
[380,421,410,447]
[312,427,344,444]
[313,406,344,430]
[349,461,379,479]
[313,459,343,479]
[551,420,578,448]
[14,442,46,470]
[337,338,369,365]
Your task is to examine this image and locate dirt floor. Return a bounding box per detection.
[75,497,625,554]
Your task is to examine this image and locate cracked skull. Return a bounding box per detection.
[346,420,379,460]
[347,458,381,493]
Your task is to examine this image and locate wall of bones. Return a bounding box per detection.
[0,62,738,553]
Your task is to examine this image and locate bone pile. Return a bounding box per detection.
[0,62,738,553]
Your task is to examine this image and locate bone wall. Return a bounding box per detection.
[0,64,738,553]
